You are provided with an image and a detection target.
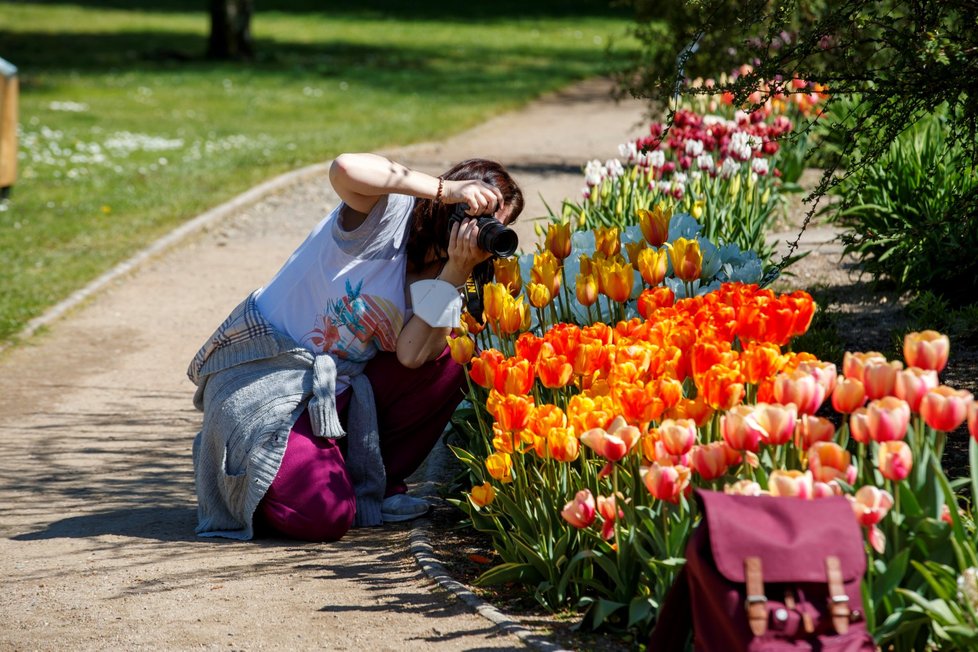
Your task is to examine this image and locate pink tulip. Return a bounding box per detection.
[721,404,762,453]
[920,386,974,432]
[658,418,697,456]
[903,330,950,372]
[814,481,843,498]
[768,470,814,499]
[894,367,939,413]
[850,407,870,444]
[866,397,911,443]
[969,400,978,443]
[794,414,836,450]
[747,402,798,446]
[862,360,903,400]
[772,369,825,415]
[878,441,913,482]
[597,494,623,540]
[848,485,894,554]
[724,479,764,496]
[832,378,866,414]
[808,441,856,485]
[561,489,596,528]
[643,463,691,504]
[690,442,730,481]
[580,415,641,462]
[843,351,887,383]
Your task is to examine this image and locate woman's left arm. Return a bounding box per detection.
[395,218,488,368]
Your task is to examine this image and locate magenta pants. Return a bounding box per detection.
[255,348,465,542]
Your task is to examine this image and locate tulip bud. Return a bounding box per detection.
[575,272,599,307]
[637,203,671,247]
[920,386,974,432]
[878,440,913,482]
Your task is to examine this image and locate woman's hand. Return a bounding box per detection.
[439,217,493,286]
[441,179,505,216]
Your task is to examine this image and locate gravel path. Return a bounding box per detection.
[0,78,648,651]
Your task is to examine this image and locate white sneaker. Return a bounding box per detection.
[381,493,430,523]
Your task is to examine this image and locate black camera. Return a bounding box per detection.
[448,203,518,258]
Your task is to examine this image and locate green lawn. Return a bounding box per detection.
[0,0,634,343]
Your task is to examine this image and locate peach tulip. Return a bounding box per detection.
[832,377,866,413]
[794,414,836,450]
[903,330,950,372]
[580,415,641,462]
[866,397,911,442]
[597,494,624,540]
[721,404,763,453]
[724,479,764,496]
[894,367,940,413]
[768,470,814,499]
[561,489,597,528]
[469,482,496,508]
[878,440,913,482]
[493,257,523,296]
[772,369,826,415]
[920,386,974,432]
[446,335,475,365]
[842,351,887,383]
[643,463,691,504]
[690,442,730,480]
[658,418,697,456]
[849,485,893,553]
[485,452,513,483]
[797,360,838,395]
[748,402,798,446]
[545,221,572,260]
[638,203,671,247]
[862,360,903,400]
[637,247,669,287]
[813,481,844,499]
[808,441,857,485]
[850,407,871,445]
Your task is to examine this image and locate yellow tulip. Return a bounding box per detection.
[485,452,513,483]
[526,282,553,308]
[729,174,741,199]
[446,334,475,365]
[531,251,562,296]
[598,257,634,303]
[469,482,496,508]
[638,202,671,247]
[495,294,529,336]
[593,226,622,257]
[691,199,706,221]
[624,240,647,270]
[493,257,523,297]
[482,281,508,323]
[579,254,594,277]
[576,272,599,307]
[667,237,703,282]
[545,221,572,260]
[636,246,669,287]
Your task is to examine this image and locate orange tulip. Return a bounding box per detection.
[636,247,669,287]
[446,334,475,365]
[690,442,730,480]
[545,221,572,260]
[614,383,664,426]
[920,386,974,432]
[643,463,691,504]
[570,340,608,378]
[636,286,676,320]
[469,482,496,508]
[878,440,913,482]
[862,360,903,400]
[832,377,866,414]
[485,452,513,483]
[667,237,703,282]
[547,427,580,463]
[850,407,870,444]
[699,364,745,411]
[968,400,977,443]
[721,404,762,453]
[536,352,572,393]
[808,441,856,485]
[842,351,888,383]
[493,257,523,296]
[637,203,671,247]
[894,367,939,412]
[576,273,599,307]
[794,414,836,450]
[866,397,911,442]
[561,489,596,528]
[903,330,950,372]
[742,341,786,385]
[724,479,764,496]
[598,257,634,302]
[768,470,814,499]
[658,418,697,456]
[469,349,504,388]
[566,394,615,433]
[493,358,534,395]
[580,415,641,462]
[523,403,567,437]
[491,423,516,454]
[594,226,622,257]
[487,390,535,432]
[666,396,715,427]
[772,369,825,415]
[482,281,508,324]
[461,310,485,334]
[526,282,553,309]
[515,332,544,364]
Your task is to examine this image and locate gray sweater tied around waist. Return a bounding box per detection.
[188,292,386,539]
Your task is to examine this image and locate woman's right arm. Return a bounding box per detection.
[329,153,503,216]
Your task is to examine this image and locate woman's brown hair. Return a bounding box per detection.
[405,159,524,272]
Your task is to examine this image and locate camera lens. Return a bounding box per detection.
[477,217,518,257]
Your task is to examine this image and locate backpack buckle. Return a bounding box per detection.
[744,557,768,636]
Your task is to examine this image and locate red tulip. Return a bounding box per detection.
[969,400,978,443]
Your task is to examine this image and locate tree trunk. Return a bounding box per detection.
[207,0,255,60]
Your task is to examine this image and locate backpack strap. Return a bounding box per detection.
[744,556,767,636]
[825,556,851,634]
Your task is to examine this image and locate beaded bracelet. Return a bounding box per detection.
[435,176,444,204]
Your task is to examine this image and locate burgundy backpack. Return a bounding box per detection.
[650,490,877,651]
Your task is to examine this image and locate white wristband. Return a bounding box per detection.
[410,279,463,328]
